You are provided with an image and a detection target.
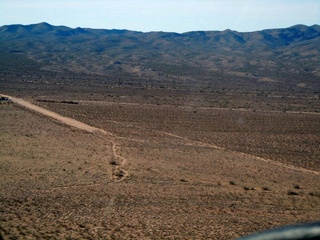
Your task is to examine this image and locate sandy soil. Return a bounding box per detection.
[1,95,320,239]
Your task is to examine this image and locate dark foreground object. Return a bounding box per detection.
[238,222,320,240]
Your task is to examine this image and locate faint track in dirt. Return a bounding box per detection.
[157,130,320,176]
[107,138,129,182]
[1,94,129,183]
[158,131,224,149]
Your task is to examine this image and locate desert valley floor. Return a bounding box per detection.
[1,94,320,239]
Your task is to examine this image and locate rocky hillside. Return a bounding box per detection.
[0,22,319,93]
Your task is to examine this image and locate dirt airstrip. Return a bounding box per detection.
[1,94,320,239]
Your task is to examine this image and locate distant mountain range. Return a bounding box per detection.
[0,22,319,93]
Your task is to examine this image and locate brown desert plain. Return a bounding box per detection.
[0,89,320,240]
[1,22,320,240]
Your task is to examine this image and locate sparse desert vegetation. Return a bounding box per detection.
[1,23,320,239]
[1,94,320,239]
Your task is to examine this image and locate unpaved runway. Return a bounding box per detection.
[2,94,319,177]
[1,94,113,136]
[1,94,128,182]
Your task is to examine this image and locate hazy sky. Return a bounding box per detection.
[1,0,319,32]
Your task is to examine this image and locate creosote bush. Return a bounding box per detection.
[229,181,236,185]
